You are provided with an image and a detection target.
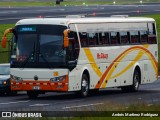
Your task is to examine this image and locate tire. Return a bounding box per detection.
[27,91,39,99]
[130,69,140,92]
[80,74,89,97]
[121,69,140,92]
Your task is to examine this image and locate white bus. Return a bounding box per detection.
[1,16,158,98]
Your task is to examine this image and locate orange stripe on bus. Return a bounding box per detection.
[95,46,158,89]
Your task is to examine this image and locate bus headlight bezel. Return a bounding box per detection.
[50,75,66,82]
[11,75,23,82]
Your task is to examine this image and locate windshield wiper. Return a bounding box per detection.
[39,53,53,69]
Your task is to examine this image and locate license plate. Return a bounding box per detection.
[33,86,40,90]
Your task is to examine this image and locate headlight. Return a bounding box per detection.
[0,81,7,85]
[3,81,7,85]
[11,75,23,82]
[50,76,66,82]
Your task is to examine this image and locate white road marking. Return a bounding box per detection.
[0,100,30,105]
[29,104,49,107]
[29,100,83,107]
[53,99,83,105]
[62,103,104,109]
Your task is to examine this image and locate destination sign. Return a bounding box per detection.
[18,26,36,32]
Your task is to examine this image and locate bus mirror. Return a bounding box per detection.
[1,28,13,48]
[63,29,70,48]
[1,37,7,48]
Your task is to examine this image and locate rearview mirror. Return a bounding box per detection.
[1,37,7,48]
[1,28,13,48]
[63,29,70,48]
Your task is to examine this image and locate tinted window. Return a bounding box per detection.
[79,32,88,47]
[148,23,157,44]
[99,33,109,45]
[110,32,120,45]
[130,31,140,44]
[68,31,80,60]
[120,32,129,44]
[88,33,98,46]
[140,31,148,43]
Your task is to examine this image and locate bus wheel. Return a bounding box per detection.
[80,74,89,97]
[27,91,39,99]
[121,69,140,92]
[130,69,140,92]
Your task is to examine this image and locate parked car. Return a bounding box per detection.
[0,63,16,95]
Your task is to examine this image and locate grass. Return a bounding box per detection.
[1,0,160,7]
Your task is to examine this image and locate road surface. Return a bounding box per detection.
[0,78,159,112]
[0,4,160,24]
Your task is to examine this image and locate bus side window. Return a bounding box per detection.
[79,32,88,47]
[88,33,98,46]
[148,23,157,44]
[120,31,129,44]
[68,31,80,60]
[140,31,148,43]
[110,32,120,45]
[99,32,109,45]
[130,31,140,44]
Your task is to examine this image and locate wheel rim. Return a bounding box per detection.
[82,78,89,96]
[134,72,139,89]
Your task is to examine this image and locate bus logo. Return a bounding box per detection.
[97,53,108,60]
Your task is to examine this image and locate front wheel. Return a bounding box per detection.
[80,74,89,97]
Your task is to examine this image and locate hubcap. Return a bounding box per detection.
[82,78,88,96]
[134,72,139,89]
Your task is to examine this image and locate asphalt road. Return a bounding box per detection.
[0,78,159,112]
[0,4,160,24]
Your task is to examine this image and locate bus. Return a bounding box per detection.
[1,16,158,98]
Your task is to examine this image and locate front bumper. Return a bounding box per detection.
[11,77,68,92]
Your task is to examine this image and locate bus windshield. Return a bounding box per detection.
[11,25,67,68]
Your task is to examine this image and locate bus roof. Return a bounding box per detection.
[16,17,155,26]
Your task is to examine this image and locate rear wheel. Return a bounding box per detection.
[130,69,140,92]
[27,91,39,99]
[121,69,140,92]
